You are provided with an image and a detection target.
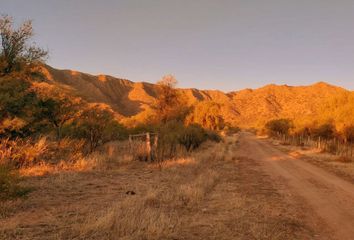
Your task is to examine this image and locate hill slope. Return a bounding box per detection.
[42,66,352,128]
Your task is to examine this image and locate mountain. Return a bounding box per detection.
[42,66,352,128]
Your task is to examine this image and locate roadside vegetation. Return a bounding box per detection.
[0,15,227,202]
[264,118,354,184]
[264,118,354,161]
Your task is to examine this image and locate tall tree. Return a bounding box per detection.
[154,75,187,123]
[0,16,48,137]
[34,83,82,141]
[73,104,124,152]
[0,15,47,76]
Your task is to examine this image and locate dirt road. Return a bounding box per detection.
[237,132,354,240]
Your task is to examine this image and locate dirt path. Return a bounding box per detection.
[237,132,354,240]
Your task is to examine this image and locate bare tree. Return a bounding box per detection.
[0,15,47,76]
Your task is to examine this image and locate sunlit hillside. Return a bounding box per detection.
[43,66,353,129]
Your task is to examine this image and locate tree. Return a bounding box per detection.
[73,104,125,152]
[0,15,47,76]
[185,101,225,131]
[0,16,48,138]
[154,75,188,123]
[0,76,38,137]
[265,119,293,136]
[33,83,82,141]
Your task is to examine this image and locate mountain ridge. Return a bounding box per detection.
[42,65,352,128]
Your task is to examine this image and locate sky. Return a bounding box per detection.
[2,0,354,91]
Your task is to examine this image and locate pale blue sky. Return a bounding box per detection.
[2,0,354,91]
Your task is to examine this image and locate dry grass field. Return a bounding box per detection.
[0,135,324,240]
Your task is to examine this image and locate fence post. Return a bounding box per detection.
[129,135,132,153]
[153,134,158,148]
[146,132,151,162]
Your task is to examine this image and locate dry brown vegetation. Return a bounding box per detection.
[0,136,323,240]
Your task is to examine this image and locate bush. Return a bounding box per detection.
[128,121,222,162]
[265,119,293,137]
[178,125,208,151]
[312,123,336,140]
[342,125,354,143]
[69,105,128,152]
[206,130,222,143]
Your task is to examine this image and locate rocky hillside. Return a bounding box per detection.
[42,66,352,128]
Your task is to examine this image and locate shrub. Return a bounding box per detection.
[178,125,208,151]
[206,130,222,143]
[265,119,293,137]
[70,105,127,152]
[342,125,354,143]
[312,123,336,140]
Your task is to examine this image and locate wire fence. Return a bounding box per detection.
[276,133,354,159]
[128,133,158,162]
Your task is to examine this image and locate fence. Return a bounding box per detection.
[277,133,354,158]
[128,132,158,162]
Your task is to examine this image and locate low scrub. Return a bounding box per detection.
[0,137,47,167]
[155,121,221,161]
[0,137,85,168]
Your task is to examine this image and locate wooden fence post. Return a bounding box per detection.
[146,132,151,162]
[153,134,158,148]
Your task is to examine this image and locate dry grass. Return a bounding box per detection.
[18,156,98,176]
[5,139,136,177]
[178,169,218,206]
[0,135,320,240]
[80,194,180,240]
[78,146,220,239]
[0,137,48,167]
